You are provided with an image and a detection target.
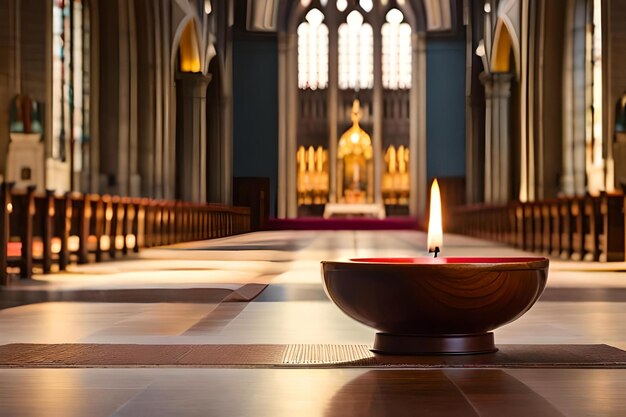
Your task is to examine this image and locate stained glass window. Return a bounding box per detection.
[591,0,602,167]
[52,0,90,186]
[73,0,84,171]
[298,8,329,90]
[585,0,605,193]
[338,11,373,90]
[52,0,67,160]
[382,8,411,89]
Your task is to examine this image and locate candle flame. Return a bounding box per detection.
[427,179,443,254]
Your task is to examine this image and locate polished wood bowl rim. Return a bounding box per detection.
[322,257,549,273]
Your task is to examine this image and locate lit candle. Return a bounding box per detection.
[427,179,442,257]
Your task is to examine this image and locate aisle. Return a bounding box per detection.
[0,230,625,416]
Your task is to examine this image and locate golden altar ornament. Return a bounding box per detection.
[337,99,374,204]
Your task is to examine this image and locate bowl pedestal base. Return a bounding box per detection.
[373,332,498,355]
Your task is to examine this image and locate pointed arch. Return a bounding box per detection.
[175,18,202,73]
[179,20,201,72]
[491,16,520,77]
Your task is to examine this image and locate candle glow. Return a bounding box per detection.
[427,179,443,255]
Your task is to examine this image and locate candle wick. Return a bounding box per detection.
[430,246,440,258]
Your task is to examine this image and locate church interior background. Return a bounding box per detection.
[2,0,623,222]
[2,1,626,415]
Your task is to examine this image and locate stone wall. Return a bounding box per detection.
[0,0,17,177]
[20,0,47,104]
[0,0,47,177]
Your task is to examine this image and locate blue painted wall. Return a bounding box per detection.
[425,36,466,180]
[233,36,279,216]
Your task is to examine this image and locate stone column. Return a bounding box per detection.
[176,73,209,202]
[493,73,513,203]
[480,72,493,203]
[328,15,338,203]
[372,20,383,206]
[413,33,427,218]
[286,33,298,218]
[481,72,513,204]
[221,25,234,206]
[161,0,174,200]
[277,33,288,217]
[560,0,575,196]
[206,61,234,206]
[117,0,131,196]
[571,0,587,195]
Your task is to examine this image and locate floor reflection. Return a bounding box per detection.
[324,369,566,417]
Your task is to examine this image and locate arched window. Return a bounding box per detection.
[298,8,329,90]
[382,8,412,90]
[52,0,91,177]
[338,10,373,90]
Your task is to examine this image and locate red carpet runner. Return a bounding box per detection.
[267,217,422,231]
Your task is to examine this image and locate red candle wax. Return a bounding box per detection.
[349,257,544,264]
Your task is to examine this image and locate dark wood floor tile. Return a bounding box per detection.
[323,370,480,417]
[445,369,566,416]
[0,387,142,417]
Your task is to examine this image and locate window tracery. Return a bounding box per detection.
[298,8,329,90]
[338,11,373,90]
[382,8,412,90]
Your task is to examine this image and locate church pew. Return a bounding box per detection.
[190,203,197,241]
[53,193,72,270]
[601,193,625,261]
[522,203,534,252]
[108,196,121,258]
[541,202,552,255]
[514,203,524,249]
[532,203,543,253]
[549,200,561,257]
[89,195,106,262]
[174,201,183,243]
[131,199,145,251]
[584,195,601,261]
[27,190,74,274]
[143,200,156,248]
[0,183,8,284]
[450,193,625,262]
[68,193,91,264]
[570,197,585,261]
[32,190,54,273]
[559,198,574,259]
[506,205,517,246]
[167,201,177,245]
[3,186,35,279]
[179,202,188,243]
[151,200,162,247]
[1,182,251,284]
[123,198,139,254]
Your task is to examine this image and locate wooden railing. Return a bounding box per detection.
[449,193,625,262]
[0,182,251,284]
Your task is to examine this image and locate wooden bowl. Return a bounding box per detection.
[321,257,549,355]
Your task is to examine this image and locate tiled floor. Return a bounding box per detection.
[1,230,626,415]
[0,368,625,417]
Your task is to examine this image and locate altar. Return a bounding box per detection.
[323,202,386,219]
[295,99,411,218]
